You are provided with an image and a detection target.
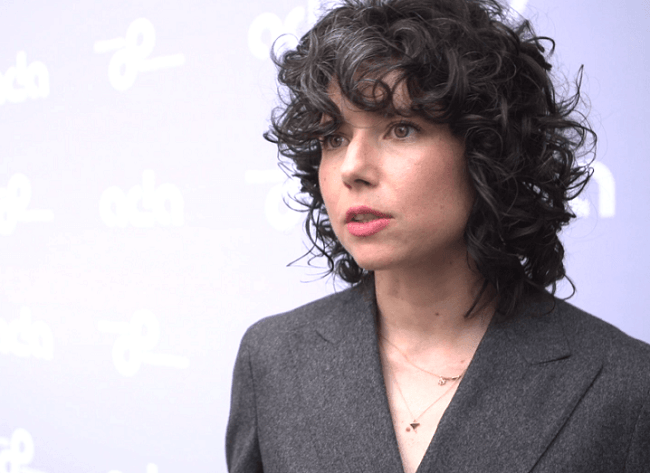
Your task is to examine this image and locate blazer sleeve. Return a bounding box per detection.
[226,329,264,473]
[624,388,650,472]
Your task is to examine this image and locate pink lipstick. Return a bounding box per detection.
[345,206,392,237]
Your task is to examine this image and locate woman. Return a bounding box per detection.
[227,0,650,471]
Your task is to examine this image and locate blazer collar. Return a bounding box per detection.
[312,282,377,344]
[293,287,603,473]
[421,294,603,472]
[501,294,572,364]
[291,285,404,472]
[313,285,573,361]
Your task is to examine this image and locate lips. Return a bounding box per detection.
[345,205,392,237]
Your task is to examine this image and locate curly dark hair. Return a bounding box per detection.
[264,0,595,320]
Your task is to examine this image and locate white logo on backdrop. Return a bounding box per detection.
[572,162,616,218]
[249,0,321,60]
[99,170,184,228]
[0,51,49,105]
[245,169,302,231]
[94,18,185,91]
[0,173,54,236]
[0,428,47,473]
[98,309,189,377]
[109,463,158,473]
[0,307,54,361]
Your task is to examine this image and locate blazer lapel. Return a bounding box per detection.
[420,296,604,473]
[289,286,404,473]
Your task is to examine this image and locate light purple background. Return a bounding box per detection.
[0,1,648,472]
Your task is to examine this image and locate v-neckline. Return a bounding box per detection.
[305,288,592,473]
[368,290,493,473]
[380,358,463,473]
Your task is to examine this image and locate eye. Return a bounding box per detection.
[320,134,346,150]
[391,122,420,139]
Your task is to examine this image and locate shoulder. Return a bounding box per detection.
[555,299,650,367]
[239,285,367,353]
[551,299,650,405]
[504,295,650,396]
[555,300,650,467]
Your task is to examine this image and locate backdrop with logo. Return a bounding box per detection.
[0,1,648,472]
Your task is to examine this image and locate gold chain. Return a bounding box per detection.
[379,332,464,385]
[379,334,466,432]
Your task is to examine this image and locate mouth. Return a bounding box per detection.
[345,206,392,224]
[344,206,393,237]
[351,214,382,223]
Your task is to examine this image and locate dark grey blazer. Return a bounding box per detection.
[226,287,650,472]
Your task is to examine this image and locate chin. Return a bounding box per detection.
[349,253,397,272]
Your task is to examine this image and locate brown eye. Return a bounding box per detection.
[393,123,416,139]
[395,125,408,138]
[322,135,344,149]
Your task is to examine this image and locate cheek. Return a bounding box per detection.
[317,163,346,235]
[317,168,327,204]
[407,156,473,216]
[317,161,335,206]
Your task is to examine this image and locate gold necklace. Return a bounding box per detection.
[379,335,466,432]
[388,366,463,432]
[379,333,464,386]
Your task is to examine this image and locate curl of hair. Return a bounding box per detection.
[264,0,595,320]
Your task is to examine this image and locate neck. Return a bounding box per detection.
[374,257,495,361]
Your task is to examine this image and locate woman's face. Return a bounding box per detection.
[318,80,475,273]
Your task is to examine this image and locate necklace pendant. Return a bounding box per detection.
[409,422,420,431]
[438,377,447,386]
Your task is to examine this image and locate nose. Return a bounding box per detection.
[340,132,378,189]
